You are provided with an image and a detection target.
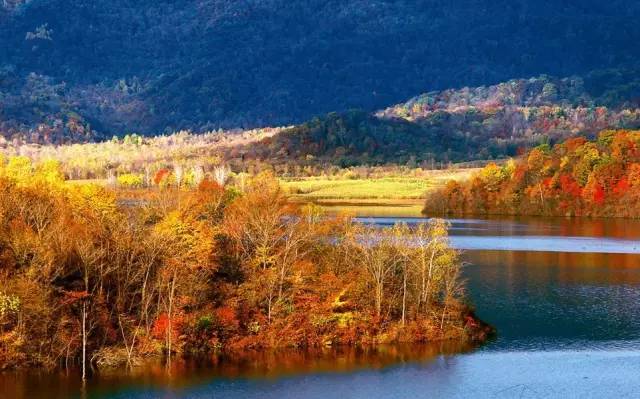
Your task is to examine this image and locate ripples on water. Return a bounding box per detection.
[465,250,640,353]
[356,216,640,253]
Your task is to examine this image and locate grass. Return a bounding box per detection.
[281,178,431,200]
[317,201,426,217]
[281,169,477,200]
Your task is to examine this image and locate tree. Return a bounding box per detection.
[345,223,401,318]
[153,209,215,360]
[223,173,311,322]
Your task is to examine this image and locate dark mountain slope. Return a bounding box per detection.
[1,0,640,141]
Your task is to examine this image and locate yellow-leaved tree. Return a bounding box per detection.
[153,209,216,360]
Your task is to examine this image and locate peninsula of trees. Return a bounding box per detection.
[0,158,490,372]
[424,129,640,218]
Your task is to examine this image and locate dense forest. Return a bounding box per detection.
[423,129,640,217]
[0,158,490,372]
[1,0,640,140]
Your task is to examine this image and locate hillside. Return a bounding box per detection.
[1,1,640,142]
[238,75,640,166]
[4,73,640,176]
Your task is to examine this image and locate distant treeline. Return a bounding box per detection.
[240,75,640,166]
[3,74,640,172]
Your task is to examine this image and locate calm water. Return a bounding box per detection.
[3,210,640,398]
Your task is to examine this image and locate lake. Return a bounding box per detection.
[2,207,640,398]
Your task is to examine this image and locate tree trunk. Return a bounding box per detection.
[82,301,87,381]
[375,280,383,317]
[401,269,407,325]
[167,269,177,363]
[440,300,447,332]
[423,247,437,316]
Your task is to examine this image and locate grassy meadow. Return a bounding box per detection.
[281,168,477,201]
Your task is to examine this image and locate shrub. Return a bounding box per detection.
[117,173,144,188]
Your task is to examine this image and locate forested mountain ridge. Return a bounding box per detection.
[377,71,640,118]
[239,74,640,166]
[1,0,640,142]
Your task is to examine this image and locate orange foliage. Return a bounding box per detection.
[152,313,184,341]
[564,136,587,152]
[424,129,640,217]
[613,177,630,195]
[592,184,605,205]
[560,174,582,197]
[153,168,170,185]
[215,306,240,332]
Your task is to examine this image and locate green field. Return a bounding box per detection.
[280,169,477,200]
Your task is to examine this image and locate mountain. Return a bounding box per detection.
[235,74,640,166]
[1,0,640,142]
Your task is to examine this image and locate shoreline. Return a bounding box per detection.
[0,307,493,372]
[303,197,640,221]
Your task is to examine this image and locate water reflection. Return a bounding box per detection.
[355,215,640,239]
[464,250,640,351]
[449,235,640,253]
[0,342,476,399]
[356,215,640,253]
